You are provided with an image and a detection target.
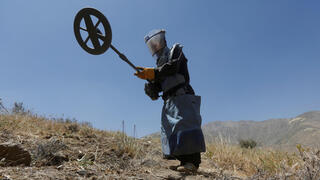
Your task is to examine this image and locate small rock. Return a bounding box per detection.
[0,142,31,166]
[77,170,94,178]
[77,170,87,176]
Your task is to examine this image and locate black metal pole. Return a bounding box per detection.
[110,44,152,83]
[110,44,140,72]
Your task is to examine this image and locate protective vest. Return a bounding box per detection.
[156,43,187,94]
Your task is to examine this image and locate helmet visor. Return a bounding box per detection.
[145,31,166,56]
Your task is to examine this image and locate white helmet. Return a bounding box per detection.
[144,29,166,56]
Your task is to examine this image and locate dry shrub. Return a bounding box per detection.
[12,102,29,115]
[249,145,320,179]
[112,132,143,158]
[79,126,96,138]
[33,138,68,166]
[293,145,320,179]
[65,123,80,133]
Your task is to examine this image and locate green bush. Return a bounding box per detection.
[239,139,257,149]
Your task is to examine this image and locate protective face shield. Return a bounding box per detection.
[144,29,167,56]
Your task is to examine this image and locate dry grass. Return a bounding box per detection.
[0,112,155,178]
[1,107,319,179]
[0,112,145,159]
[205,142,299,177]
[110,132,144,158]
[205,141,320,179]
[0,113,94,138]
[293,145,320,179]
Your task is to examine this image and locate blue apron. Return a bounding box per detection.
[160,94,206,156]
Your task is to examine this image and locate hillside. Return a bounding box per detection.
[0,112,243,179]
[202,111,320,149]
[0,109,319,179]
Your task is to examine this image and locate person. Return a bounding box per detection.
[134,29,206,172]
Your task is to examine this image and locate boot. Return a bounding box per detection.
[176,163,198,173]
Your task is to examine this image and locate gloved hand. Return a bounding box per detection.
[144,82,160,100]
[134,67,155,80]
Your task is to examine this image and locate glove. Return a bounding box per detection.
[144,82,160,100]
[134,67,155,80]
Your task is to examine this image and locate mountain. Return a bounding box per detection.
[202,111,320,149]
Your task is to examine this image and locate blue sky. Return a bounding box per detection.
[0,1,319,137]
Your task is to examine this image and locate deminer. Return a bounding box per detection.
[134,29,206,172]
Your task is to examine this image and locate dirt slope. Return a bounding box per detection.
[0,114,241,180]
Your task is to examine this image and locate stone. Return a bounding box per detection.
[77,170,87,176]
[0,142,31,166]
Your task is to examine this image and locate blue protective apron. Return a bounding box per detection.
[160,94,206,156]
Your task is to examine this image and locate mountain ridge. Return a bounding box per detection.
[202,111,320,149]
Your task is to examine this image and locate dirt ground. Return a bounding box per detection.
[0,126,243,180]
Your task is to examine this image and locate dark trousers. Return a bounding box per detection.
[175,153,201,168]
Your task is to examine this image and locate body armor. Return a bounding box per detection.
[155,43,194,98]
